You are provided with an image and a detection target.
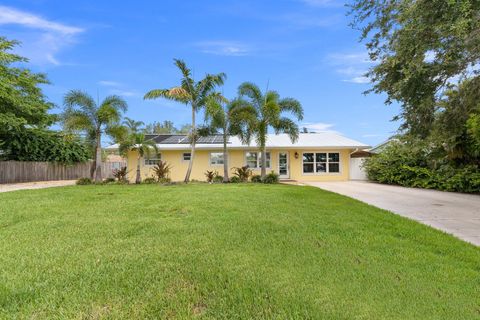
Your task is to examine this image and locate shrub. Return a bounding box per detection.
[232,166,252,182]
[112,166,129,182]
[262,172,279,184]
[143,177,157,184]
[76,177,92,185]
[363,142,480,193]
[151,161,172,182]
[229,176,241,183]
[158,177,172,184]
[205,170,217,183]
[213,175,224,183]
[103,177,116,184]
[251,175,262,183]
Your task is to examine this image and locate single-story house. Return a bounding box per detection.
[114,132,370,182]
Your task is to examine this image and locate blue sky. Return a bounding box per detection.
[0,0,400,146]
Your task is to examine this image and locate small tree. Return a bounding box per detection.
[237,82,304,178]
[144,59,225,182]
[62,91,127,182]
[119,133,158,184]
[204,94,255,182]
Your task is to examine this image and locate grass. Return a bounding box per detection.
[0,183,479,319]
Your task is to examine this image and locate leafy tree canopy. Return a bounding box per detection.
[0,37,55,132]
[349,0,480,136]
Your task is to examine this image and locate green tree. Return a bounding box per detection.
[204,94,255,182]
[123,117,144,133]
[237,82,303,178]
[144,120,176,134]
[144,59,225,182]
[118,132,158,184]
[349,0,480,137]
[0,37,55,133]
[62,91,127,182]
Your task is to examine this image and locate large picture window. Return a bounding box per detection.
[210,152,225,165]
[144,153,161,166]
[245,152,270,169]
[302,152,339,174]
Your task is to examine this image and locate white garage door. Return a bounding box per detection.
[349,157,368,180]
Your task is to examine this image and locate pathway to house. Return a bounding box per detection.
[0,180,76,193]
[303,181,480,246]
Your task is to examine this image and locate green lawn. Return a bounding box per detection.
[0,184,479,319]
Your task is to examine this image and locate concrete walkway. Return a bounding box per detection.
[303,181,480,246]
[0,180,76,193]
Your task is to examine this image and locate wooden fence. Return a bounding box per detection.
[0,161,126,184]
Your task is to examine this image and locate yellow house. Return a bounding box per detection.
[120,133,369,182]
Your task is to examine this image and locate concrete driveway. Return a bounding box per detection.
[303,181,480,246]
[0,180,76,193]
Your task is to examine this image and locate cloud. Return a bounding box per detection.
[326,52,373,84]
[301,122,339,134]
[99,80,122,87]
[108,89,138,97]
[194,41,250,56]
[0,5,84,66]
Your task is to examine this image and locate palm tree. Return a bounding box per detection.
[123,117,144,133]
[118,132,158,184]
[237,82,304,178]
[62,90,127,182]
[144,59,226,182]
[204,94,256,182]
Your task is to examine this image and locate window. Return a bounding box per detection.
[210,152,224,165]
[144,153,161,166]
[183,152,191,161]
[302,152,339,174]
[245,151,270,169]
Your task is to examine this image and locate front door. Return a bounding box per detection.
[278,152,289,179]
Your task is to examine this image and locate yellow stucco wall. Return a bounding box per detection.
[126,148,352,182]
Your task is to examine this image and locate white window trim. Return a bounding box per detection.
[244,151,271,169]
[182,152,191,162]
[209,152,225,166]
[301,151,341,175]
[144,153,162,166]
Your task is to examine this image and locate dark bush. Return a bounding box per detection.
[205,170,217,183]
[213,175,224,183]
[262,172,279,184]
[143,177,157,184]
[363,142,480,193]
[229,176,241,183]
[151,161,172,182]
[251,175,262,183]
[76,177,93,185]
[103,177,116,184]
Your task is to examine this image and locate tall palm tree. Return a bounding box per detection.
[237,82,304,178]
[118,132,158,184]
[62,90,127,182]
[144,59,226,182]
[204,94,256,182]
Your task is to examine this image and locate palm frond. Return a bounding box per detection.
[101,95,128,113]
[238,82,263,105]
[63,90,96,116]
[144,87,190,104]
[279,97,304,121]
[273,117,300,143]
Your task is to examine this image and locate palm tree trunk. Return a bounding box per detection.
[94,131,102,182]
[223,128,229,182]
[184,105,195,183]
[136,155,141,184]
[261,143,267,178]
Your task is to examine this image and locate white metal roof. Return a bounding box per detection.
[107,133,370,150]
